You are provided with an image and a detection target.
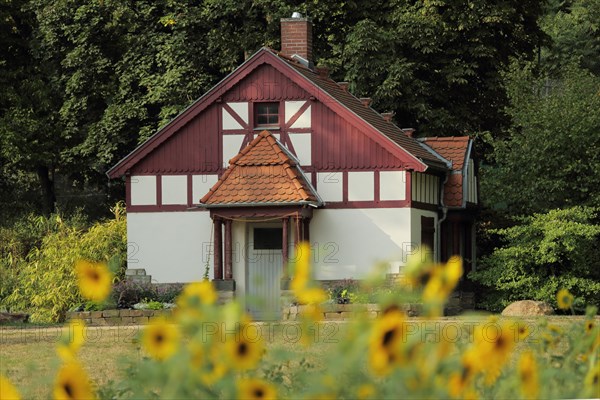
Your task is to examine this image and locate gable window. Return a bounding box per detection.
[255,102,279,127]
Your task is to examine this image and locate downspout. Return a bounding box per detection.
[436,172,449,262]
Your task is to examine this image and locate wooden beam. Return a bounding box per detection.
[213,218,223,280]
[282,217,289,277]
[224,219,232,280]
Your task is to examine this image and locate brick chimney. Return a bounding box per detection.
[281,13,313,63]
[402,128,415,138]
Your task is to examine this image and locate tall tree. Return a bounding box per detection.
[341,0,547,136]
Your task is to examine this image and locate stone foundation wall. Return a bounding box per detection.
[67,309,172,326]
[282,303,422,321]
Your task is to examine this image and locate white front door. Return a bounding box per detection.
[246,224,283,320]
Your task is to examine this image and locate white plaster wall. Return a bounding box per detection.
[161,175,187,205]
[222,107,244,130]
[127,212,214,283]
[288,133,311,165]
[222,134,245,167]
[348,171,374,201]
[380,171,406,201]
[227,102,248,124]
[130,175,157,206]
[310,208,415,279]
[290,105,311,128]
[192,174,219,204]
[316,172,343,202]
[285,101,305,122]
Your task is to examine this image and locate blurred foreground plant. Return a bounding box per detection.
[1,243,598,399]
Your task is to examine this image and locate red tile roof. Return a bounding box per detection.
[273,50,450,170]
[200,131,320,206]
[420,136,470,171]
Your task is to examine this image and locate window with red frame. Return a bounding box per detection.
[255,102,279,127]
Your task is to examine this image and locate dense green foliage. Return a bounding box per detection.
[0,0,547,218]
[0,203,127,322]
[481,62,600,215]
[470,207,600,312]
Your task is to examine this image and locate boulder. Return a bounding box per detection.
[0,312,29,324]
[501,300,554,317]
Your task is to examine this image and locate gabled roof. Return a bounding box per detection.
[107,48,450,178]
[420,136,471,171]
[199,131,321,207]
[275,51,449,170]
[420,136,472,208]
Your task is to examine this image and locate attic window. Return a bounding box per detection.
[255,102,279,127]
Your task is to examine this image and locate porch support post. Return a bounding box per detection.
[294,215,302,248]
[303,218,310,242]
[282,217,289,277]
[224,219,233,280]
[213,217,223,280]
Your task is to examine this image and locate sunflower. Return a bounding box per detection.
[584,319,595,334]
[53,361,96,400]
[200,360,228,386]
[142,317,180,361]
[472,320,515,384]
[57,319,86,361]
[225,333,265,370]
[0,375,21,400]
[448,349,479,398]
[177,280,217,308]
[556,288,574,310]
[514,321,530,342]
[75,260,112,302]
[356,384,375,399]
[368,310,406,376]
[291,241,311,289]
[583,362,600,398]
[237,378,277,400]
[518,351,539,399]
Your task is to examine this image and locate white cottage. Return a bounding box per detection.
[108,15,478,318]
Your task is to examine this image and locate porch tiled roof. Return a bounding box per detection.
[200,131,320,206]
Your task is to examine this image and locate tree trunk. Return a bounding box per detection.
[36,165,56,216]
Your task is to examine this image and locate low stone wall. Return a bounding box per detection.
[282,303,422,321]
[67,309,173,326]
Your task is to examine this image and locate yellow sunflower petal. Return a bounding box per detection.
[0,375,21,400]
[556,288,574,310]
[237,378,277,400]
[141,317,180,361]
[75,260,113,302]
[53,362,96,400]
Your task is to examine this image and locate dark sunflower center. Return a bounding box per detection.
[63,382,74,398]
[594,373,598,385]
[253,388,265,398]
[88,270,100,282]
[521,369,531,381]
[461,365,471,381]
[238,342,248,356]
[155,333,164,344]
[519,327,526,335]
[495,336,506,349]
[382,329,396,346]
[419,271,431,286]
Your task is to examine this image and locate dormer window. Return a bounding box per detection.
[255,102,279,127]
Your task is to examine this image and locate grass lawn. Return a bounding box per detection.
[0,316,594,399]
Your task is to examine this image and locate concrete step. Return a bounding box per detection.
[125,268,147,276]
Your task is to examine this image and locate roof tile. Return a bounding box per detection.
[200,131,319,206]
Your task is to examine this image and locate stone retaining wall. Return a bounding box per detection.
[282,303,422,321]
[67,309,173,326]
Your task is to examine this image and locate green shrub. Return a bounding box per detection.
[0,203,127,322]
[470,206,600,312]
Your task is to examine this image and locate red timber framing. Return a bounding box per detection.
[107,48,429,181]
[209,206,313,281]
